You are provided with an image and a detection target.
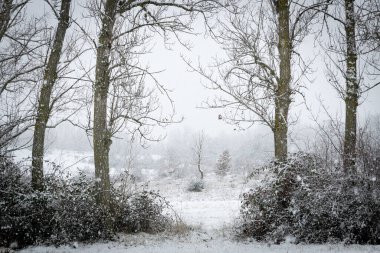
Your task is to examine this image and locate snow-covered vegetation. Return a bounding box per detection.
[3,120,380,252]
[237,153,380,244]
[3,147,380,252]
[0,157,178,248]
[1,0,379,252]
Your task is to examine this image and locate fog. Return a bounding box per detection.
[17,0,380,172]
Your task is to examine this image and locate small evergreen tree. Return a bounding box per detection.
[216,150,231,176]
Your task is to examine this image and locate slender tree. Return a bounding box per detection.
[342,0,358,171]
[320,0,379,172]
[0,1,48,155]
[187,0,327,162]
[88,0,223,224]
[31,0,72,191]
[92,0,117,212]
[275,0,292,162]
[192,131,205,179]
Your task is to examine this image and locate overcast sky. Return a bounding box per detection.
[146,26,380,138]
[29,0,380,141]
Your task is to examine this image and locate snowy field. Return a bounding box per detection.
[16,149,380,253]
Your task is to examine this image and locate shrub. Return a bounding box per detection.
[0,158,174,248]
[0,157,47,247]
[236,152,380,244]
[187,178,204,192]
[47,172,111,244]
[0,160,113,247]
[116,190,173,233]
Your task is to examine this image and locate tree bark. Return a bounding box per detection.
[343,0,358,172]
[93,0,117,214]
[0,0,13,42]
[31,0,71,191]
[274,0,291,163]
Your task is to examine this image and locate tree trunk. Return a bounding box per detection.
[274,0,291,163]
[31,0,71,191]
[0,0,13,42]
[198,163,204,180]
[343,0,358,173]
[93,0,117,218]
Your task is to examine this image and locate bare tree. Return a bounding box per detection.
[275,0,292,162]
[0,1,48,155]
[320,0,380,172]
[0,0,29,42]
[83,0,224,225]
[358,0,380,51]
[192,131,205,179]
[31,0,72,191]
[342,0,358,172]
[187,0,327,162]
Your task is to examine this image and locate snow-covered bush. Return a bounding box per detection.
[0,158,174,248]
[187,178,204,192]
[216,150,231,176]
[48,173,111,244]
[0,160,113,247]
[236,152,380,244]
[0,157,54,247]
[115,190,173,233]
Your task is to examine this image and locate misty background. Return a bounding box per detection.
[14,0,380,180]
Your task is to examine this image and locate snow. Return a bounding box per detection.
[14,149,380,253]
[151,154,162,161]
[14,149,95,177]
[20,232,380,253]
[170,199,240,229]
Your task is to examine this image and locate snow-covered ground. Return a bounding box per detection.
[20,232,380,253]
[147,174,255,231]
[16,149,380,253]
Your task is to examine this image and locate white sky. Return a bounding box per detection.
[28,0,380,140]
[145,25,380,138]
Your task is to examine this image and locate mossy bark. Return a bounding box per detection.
[93,0,117,230]
[274,0,291,163]
[343,0,358,172]
[31,0,71,191]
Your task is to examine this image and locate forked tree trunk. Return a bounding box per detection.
[343,0,358,173]
[274,0,291,163]
[93,0,117,217]
[31,0,71,191]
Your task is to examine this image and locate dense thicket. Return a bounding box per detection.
[237,152,380,244]
[0,157,173,248]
